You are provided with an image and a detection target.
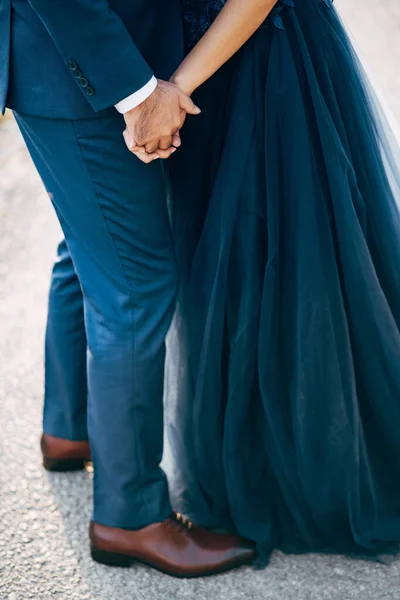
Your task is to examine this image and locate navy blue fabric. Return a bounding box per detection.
[43,239,88,442]
[3,0,183,118]
[182,0,296,49]
[15,110,177,529]
[168,0,400,560]
[0,1,11,113]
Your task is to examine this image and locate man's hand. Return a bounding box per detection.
[123,79,200,161]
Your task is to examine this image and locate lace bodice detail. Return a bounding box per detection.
[182,0,334,49]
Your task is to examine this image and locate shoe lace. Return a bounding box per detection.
[168,511,194,536]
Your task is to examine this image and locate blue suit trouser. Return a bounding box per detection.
[14,110,176,529]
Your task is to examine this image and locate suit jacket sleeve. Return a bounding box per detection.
[27,0,154,112]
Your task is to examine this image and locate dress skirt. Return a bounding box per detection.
[167,0,400,559]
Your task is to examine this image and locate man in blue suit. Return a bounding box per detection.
[0,0,255,577]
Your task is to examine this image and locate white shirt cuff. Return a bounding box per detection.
[114,76,158,114]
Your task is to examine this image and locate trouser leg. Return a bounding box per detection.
[44,238,88,441]
[15,111,177,528]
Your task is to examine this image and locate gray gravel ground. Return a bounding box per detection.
[1,2,400,599]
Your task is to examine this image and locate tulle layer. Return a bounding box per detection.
[167,0,400,559]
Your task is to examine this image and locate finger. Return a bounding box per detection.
[123,129,146,153]
[123,128,134,150]
[145,140,159,153]
[132,145,147,154]
[155,147,177,160]
[178,92,201,116]
[171,131,181,148]
[136,153,160,164]
[158,136,173,151]
[132,149,160,164]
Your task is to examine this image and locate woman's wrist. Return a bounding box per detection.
[170,70,197,97]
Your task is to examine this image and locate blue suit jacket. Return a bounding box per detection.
[0,0,183,119]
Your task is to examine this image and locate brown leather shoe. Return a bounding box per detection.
[90,512,256,578]
[41,433,91,472]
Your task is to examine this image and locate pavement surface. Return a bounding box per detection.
[1,2,400,599]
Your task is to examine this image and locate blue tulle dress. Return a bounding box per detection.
[167,0,400,560]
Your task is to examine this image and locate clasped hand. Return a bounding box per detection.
[123,79,200,163]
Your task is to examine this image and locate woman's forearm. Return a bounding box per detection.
[171,0,278,95]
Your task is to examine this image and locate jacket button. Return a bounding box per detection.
[86,87,94,96]
[67,60,77,71]
[73,70,82,79]
[79,77,89,88]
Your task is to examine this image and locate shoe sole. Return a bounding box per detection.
[90,544,256,578]
[43,456,90,472]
